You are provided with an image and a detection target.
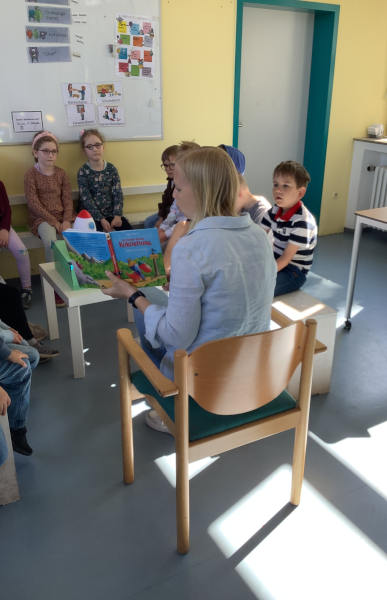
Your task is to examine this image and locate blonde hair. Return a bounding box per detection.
[176,147,238,227]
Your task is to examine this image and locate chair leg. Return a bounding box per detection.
[290,424,308,505]
[174,351,189,553]
[118,341,134,484]
[176,441,189,554]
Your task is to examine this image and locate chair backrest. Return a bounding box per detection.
[185,321,308,415]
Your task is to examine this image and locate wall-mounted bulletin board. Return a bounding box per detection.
[0,0,162,145]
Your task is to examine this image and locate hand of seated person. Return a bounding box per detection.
[7,349,28,368]
[111,215,122,229]
[10,329,23,344]
[101,218,113,233]
[0,229,9,248]
[60,220,71,232]
[101,271,136,300]
[0,386,11,415]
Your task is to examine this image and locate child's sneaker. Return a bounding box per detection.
[28,323,48,342]
[29,339,60,359]
[21,288,32,309]
[54,291,66,307]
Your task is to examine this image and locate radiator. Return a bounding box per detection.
[370,165,387,208]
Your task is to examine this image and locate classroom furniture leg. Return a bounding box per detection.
[344,216,363,329]
[67,306,85,378]
[40,274,59,340]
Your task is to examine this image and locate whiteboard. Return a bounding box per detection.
[0,0,162,145]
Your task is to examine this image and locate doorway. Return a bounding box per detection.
[233,0,340,222]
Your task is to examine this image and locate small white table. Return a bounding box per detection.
[39,262,133,378]
[344,207,387,330]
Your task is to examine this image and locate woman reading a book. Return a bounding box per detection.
[103,147,276,433]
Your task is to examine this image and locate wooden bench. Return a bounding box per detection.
[271,290,337,396]
[3,184,165,252]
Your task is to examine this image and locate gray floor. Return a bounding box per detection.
[1,229,386,600]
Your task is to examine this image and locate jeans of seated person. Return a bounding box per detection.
[143,213,159,229]
[0,427,8,466]
[0,356,37,430]
[274,264,307,297]
[133,286,169,368]
[134,307,166,369]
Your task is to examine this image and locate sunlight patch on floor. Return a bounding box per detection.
[155,453,219,487]
[131,400,149,418]
[310,424,387,501]
[209,466,386,600]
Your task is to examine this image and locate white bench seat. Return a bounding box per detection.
[272,290,337,396]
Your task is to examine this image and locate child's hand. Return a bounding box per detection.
[0,229,9,248]
[101,218,113,233]
[7,349,28,368]
[11,330,23,344]
[111,216,122,229]
[0,386,11,415]
[61,221,71,232]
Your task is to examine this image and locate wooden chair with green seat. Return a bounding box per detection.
[117,315,318,554]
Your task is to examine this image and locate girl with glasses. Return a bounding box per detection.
[78,129,132,233]
[24,131,73,305]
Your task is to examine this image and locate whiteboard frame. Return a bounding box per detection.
[0,0,162,145]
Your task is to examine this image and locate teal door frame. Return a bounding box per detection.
[234,0,340,222]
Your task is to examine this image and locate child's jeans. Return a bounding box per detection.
[274,264,306,297]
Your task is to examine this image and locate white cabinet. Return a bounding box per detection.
[346,138,387,229]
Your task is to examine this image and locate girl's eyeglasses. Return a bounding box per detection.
[38,149,58,155]
[160,162,175,170]
[84,143,103,150]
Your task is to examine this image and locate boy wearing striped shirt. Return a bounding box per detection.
[261,161,317,297]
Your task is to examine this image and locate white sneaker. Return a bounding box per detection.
[145,409,172,435]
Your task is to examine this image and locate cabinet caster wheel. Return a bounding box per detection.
[344,320,352,331]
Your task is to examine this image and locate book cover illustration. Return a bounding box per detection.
[61,228,167,288]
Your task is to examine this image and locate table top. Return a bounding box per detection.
[39,262,115,308]
[353,137,387,146]
[355,207,387,224]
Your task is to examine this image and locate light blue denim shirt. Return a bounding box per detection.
[144,214,277,379]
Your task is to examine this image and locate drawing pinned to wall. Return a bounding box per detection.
[62,82,92,103]
[27,46,71,63]
[27,5,72,25]
[96,82,123,103]
[11,111,43,134]
[66,103,95,127]
[25,26,70,43]
[97,105,124,125]
[115,15,155,79]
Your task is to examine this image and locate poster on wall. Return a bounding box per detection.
[95,82,123,103]
[27,46,71,63]
[115,15,155,79]
[62,82,92,104]
[11,111,43,133]
[26,5,72,25]
[97,104,125,125]
[66,103,95,126]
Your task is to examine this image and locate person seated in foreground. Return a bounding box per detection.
[103,146,276,433]
[0,334,38,455]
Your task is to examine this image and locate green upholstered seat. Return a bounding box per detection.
[131,371,297,442]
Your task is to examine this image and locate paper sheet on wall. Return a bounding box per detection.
[115,15,155,79]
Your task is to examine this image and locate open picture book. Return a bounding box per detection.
[57,228,167,289]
